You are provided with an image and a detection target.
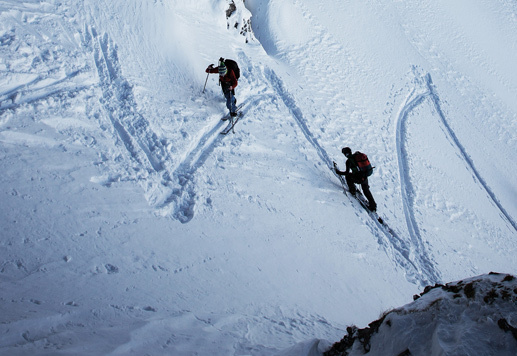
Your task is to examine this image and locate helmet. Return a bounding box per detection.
[342,147,352,156]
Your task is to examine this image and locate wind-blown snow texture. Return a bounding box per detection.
[0,0,516,355]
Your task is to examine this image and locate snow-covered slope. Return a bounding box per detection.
[0,0,516,355]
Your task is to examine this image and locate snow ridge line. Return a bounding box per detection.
[424,75,517,232]
[265,66,434,287]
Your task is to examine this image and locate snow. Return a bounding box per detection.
[0,0,516,355]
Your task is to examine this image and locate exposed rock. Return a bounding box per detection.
[324,273,517,355]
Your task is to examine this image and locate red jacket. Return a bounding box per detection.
[207,67,238,89]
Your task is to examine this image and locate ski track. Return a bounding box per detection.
[155,100,257,222]
[395,81,441,286]
[424,75,517,233]
[264,68,334,170]
[88,26,200,221]
[395,72,517,287]
[397,73,517,235]
[91,28,169,173]
[251,0,438,286]
[265,65,436,287]
[89,31,268,223]
[84,15,512,284]
[0,66,90,113]
[334,176,432,287]
[88,26,261,224]
[156,52,274,223]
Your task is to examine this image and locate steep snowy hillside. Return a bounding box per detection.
[0,0,516,355]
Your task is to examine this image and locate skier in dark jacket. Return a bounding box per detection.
[206,58,238,117]
[334,147,377,211]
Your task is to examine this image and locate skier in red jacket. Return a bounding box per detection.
[334,147,377,211]
[206,58,238,117]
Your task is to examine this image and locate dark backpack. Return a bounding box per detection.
[224,59,240,80]
[353,151,373,177]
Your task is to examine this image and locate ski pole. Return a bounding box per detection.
[231,92,236,134]
[202,72,209,93]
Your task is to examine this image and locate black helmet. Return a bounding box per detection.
[342,147,352,156]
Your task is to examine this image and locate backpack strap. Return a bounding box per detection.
[347,154,360,174]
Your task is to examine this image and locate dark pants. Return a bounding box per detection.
[346,173,376,209]
[222,87,237,113]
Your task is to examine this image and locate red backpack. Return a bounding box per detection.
[353,151,373,177]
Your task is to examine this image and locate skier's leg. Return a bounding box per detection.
[224,90,232,113]
[361,180,377,211]
[232,89,237,105]
[345,174,357,195]
[229,91,237,114]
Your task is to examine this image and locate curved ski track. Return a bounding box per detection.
[395,73,517,287]
[265,67,439,287]
[396,73,517,248]
[395,80,441,286]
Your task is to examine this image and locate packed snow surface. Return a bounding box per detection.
[0,0,516,355]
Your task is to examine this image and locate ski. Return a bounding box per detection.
[354,190,400,237]
[220,113,242,134]
[334,167,386,225]
[351,188,384,224]
[220,103,244,121]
